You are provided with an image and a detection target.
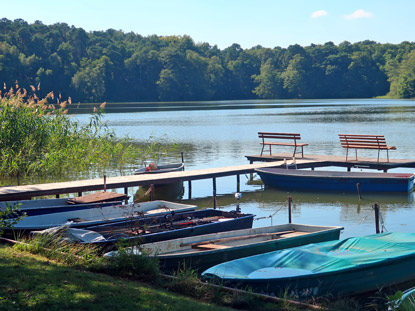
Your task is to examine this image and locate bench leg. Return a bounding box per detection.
[292,146,297,158]
[260,144,265,156]
[377,149,380,162]
[301,146,304,158]
[346,148,349,162]
[387,150,389,162]
[355,149,358,161]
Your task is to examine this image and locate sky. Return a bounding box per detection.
[2,0,415,49]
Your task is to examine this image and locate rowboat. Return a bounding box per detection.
[9,200,196,231]
[256,168,415,193]
[0,192,129,217]
[202,232,415,299]
[134,162,185,201]
[133,162,184,175]
[69,209,255,250]
[104,223,343,272]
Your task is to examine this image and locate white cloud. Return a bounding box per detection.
[345,9,373,20]
[311,10,328,18]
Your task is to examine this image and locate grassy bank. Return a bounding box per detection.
[0,245,235,311]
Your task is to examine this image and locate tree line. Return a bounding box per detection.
[1,18,415,103]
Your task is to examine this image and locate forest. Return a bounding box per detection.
[1,18,415,103]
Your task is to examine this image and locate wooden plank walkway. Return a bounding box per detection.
[246,153,415,171]
[2,152,414,201]
[0,160,307,201]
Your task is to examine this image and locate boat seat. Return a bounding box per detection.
[192,243,230,250]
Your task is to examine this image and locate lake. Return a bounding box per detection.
[73,98,415,239]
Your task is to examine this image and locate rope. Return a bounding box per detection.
[379,211,388,233]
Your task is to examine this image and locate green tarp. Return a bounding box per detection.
[202,232,415,280]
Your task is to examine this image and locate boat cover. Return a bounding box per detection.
[202,232,415,280]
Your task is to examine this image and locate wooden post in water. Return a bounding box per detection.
[356,183,361,201]
[181,152,184,166]
[374,203,380,234]
[124,187,128,204]
[236,174,240,192]
[55,194,60,199]
[188,180,192,199]
[288,196,292,223]
[213,178,217,209]
[103,175,107,192]
[78,192,82,197]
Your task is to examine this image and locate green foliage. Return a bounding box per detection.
[2,18,415,101]
[0,203,25,235]
[0,87,177,182]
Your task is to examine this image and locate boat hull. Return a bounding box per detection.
[134,163,185,201]
[138,223,343,272]
[83,209,255,249]
[11,200,196,230]
[256,168,414,193]
[202,232,415,298]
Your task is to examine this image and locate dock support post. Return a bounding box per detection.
[236,174,240,192]
[55,194,60,199]
[124,187,128,204]
[103,175,107,192]
[188,181,192,199]
[288,196,292,223]
[213,178,217,209]
[347,167,351,172]
[374,203,380,234]
[249,160,254,180]
[78,192,82,197]
[181,152,184,165]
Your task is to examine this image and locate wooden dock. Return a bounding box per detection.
[0,161,294,201]
[1,152,414,202]
[246,153,415,171]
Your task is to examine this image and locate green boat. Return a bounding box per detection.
[104,223,343,272]
[202,232,415,299]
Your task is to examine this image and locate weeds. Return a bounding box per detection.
[0,86,178,184]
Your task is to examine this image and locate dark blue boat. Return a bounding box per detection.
[256,168,414,193]
[80,209,255,249]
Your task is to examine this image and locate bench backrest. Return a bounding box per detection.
[258,132,302,141]
[338,134,389,149]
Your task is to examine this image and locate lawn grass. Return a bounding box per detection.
[0,245,235,311]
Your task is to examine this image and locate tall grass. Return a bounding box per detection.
[0,85,177,184]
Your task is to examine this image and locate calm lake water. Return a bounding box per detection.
[74,98,415,239]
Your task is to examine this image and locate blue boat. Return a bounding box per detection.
[75,209,255,250]
[202,232,415,299]
[255,168,414,193]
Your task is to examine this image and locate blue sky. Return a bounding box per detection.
[2,0,415,49]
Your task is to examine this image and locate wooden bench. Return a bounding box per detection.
[338,134,396,162]
[258,132,308,158]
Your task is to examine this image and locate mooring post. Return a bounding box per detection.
[55,194,60,199]
[213,178,217,209]
[347,167,351,172]
[374,203,380,234]
[288,196,292,223]
[78,192,82,197]
[236,174,240,192]
[103,175,107,192]
[356,183,361,201]
[181,152,184,166]
[188,180,192,199]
